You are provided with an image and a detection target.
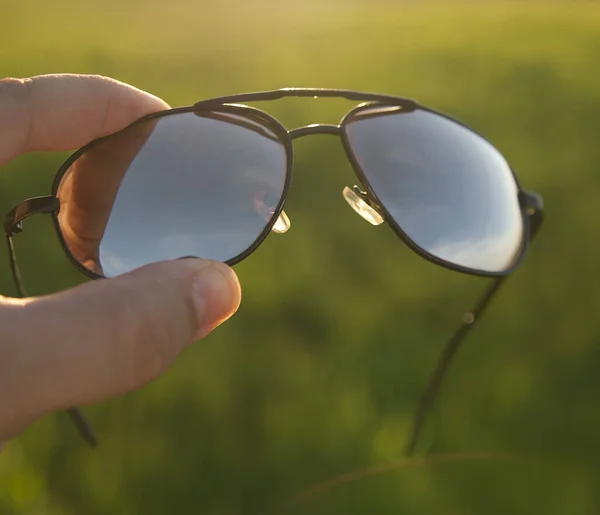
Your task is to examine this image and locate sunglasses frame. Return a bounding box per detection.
[3,88,544,454]
[7,89,538,280]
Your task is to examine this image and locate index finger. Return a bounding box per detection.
[0,74,170,166]
[58,115,161,274]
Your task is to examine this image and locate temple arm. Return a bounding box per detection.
[405,191,544,455]
[4,204,98,448]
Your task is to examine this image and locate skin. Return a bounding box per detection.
[0,74,242,448]
[57,113,161,274]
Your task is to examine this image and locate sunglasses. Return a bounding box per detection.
[4,88,544,454]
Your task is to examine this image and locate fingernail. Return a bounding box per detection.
[192,264,241,340]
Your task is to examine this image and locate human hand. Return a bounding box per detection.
[0,74,242,445]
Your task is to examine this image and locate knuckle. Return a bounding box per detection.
[0,78,33,111]
[178,265,208,333]
[0,77,33,155]
[0,77,27,99]
[0,78,32,117]
[119,285,187,391]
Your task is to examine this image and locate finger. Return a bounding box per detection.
[0,259,241,428]
[57,116,161,273]
[0,74,170,166]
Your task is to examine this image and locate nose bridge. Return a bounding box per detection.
[289,123,341,140]
[283,122,387,230]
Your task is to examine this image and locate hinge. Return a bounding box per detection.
[4,195,59,237]
[519,190,544,214]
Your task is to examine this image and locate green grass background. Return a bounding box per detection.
[1,0,600,513]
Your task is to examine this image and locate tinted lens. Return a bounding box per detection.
[56,110,288,277]
[344,106,524,272]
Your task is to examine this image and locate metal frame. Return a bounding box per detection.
[2,88,544,454]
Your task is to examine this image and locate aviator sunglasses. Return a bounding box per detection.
[4,88,544,455]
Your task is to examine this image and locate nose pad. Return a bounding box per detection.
[343,186,384,226]
[271,209,291,234]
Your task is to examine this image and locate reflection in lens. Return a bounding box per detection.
[57,110,288,277]
[344,107,524,272]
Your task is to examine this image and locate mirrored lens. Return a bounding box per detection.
[344,106,524,272]
[56,110,288,277]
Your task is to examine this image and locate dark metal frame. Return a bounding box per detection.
[2,88,544,454]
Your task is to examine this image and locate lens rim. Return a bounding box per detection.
[50,104,294,279]
[339,102,531,277]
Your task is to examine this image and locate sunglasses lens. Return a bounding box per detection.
[56,110,289,277]
[344,106,524,273]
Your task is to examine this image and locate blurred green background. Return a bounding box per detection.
[1,0,599,513]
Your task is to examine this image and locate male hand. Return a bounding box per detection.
[0,74,242,445]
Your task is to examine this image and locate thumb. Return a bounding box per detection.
[1,259,240,417]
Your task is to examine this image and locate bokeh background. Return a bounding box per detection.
[1,0,599,513]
